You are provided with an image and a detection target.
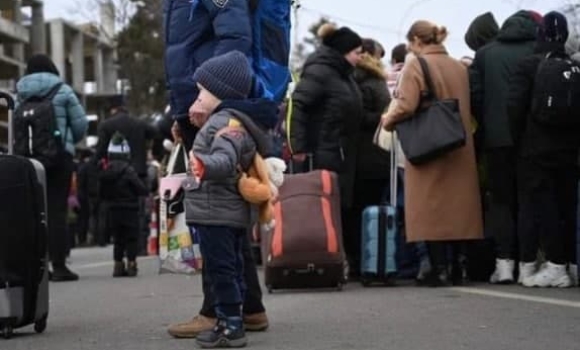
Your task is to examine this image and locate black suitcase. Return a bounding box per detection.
[0,92,49,339]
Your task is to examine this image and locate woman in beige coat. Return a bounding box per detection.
[382,20,483,286]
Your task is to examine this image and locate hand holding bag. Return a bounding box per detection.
[394,57,466,165]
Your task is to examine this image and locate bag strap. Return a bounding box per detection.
[417,57,436,99]
[45,82,64,101]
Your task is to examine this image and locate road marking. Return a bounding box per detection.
[452,287,580,308]
[73,257,157,270]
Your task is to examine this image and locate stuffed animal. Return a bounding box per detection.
[238,155,286,233]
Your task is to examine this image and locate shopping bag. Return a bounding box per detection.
[158,144,203,275]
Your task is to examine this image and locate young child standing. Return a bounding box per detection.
[184,51,270,348]
[99,132,149,277]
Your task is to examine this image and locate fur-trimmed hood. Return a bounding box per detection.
[354,53,387,82]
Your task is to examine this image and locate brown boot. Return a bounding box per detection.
[244,312,269,332]
[167,315,216,339]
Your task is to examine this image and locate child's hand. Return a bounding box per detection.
[189,151,205,179]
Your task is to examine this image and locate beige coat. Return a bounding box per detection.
[384,45,483,242]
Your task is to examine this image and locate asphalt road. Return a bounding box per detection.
[4,247,580,350]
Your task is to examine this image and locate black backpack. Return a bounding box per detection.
[13,83,68,170]
[531,52,580,126]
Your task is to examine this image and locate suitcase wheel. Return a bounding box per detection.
[2,325,13,339]
[34,317,47,334]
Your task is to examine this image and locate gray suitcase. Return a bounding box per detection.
[0,92,49,339]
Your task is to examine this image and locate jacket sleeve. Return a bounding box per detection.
[469,52,484,121]
[195,124,254,181]
[95,123,111,161]
[507,56,536,146]
[201,0,252,57]
[289,65,327,154]
[360,80,391,131]
[126,166,149,196]
[64,85,88,143]
[383,57,422,129]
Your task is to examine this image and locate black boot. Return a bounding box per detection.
[126,261,138,277]
[196,318,247,348]
[51,265,79,282]
[113,261,127,278]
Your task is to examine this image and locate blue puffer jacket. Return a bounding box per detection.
[16,72,88,156]
[163,0,253,117]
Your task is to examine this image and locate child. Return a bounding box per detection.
[185,51,271,348]
[99,132,148,277]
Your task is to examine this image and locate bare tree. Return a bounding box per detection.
[68,0,139,42]
[562,0,580,53]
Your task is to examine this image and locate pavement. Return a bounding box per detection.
[5,247,580,350]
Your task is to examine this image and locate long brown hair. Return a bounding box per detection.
[406,20,448,45]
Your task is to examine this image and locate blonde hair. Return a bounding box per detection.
[406,20,448,45]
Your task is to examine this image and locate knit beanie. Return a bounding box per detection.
[541,11,569,43]
[318,24,363,55]
[26,54,60,76]
[193,51,253,101]
[107,132,131,160]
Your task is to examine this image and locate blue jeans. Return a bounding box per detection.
[196,225,246,319]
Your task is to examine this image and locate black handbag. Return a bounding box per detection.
[395,56,466,165]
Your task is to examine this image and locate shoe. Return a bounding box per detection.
[568,264,578,287]
[196,319,247,349]
[50,266,79,282]
[489,259,515,284]
[167,315,216,339]
[415,258,432,283]
[126,261,138,277]
[518,262,537,285]
[113,261,127,278]
[243,312,269,332]
[417,266,450,287]
[523,262,572,288]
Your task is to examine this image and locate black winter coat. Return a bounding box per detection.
[289,45,363,207]
[353,53,391,180]
[469,10,539,149]
[507,42,580,166]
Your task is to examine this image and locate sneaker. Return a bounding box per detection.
[489,259,515,284]
[196,319,247,349]
[50,266,79,282]
[568,264,578,287]
[243,312,268,332]
[113,261,127,278]
[167,315,216,339]
[126,261,138,277]
[523,262,572,288]
[518,262,537,285]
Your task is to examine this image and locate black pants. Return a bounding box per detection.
[77,195,89,244]
[109,205,140,262]
[197,225,246,319]
[47,154,74,267]
[200,228,265,318]
[485,148,518,260]
[517,158,578,265]
[426,241,465,270]
[344,178,389,274]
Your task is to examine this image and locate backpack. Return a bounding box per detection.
[248,0,293,103]
[13,83,67,170]
[531,52,580,126]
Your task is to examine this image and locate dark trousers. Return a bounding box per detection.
[197,225,247,319]
[517,158,578,265]
[426,241,465,270]
[47,154,74,267]
[485,148,518,260]
[77,195,89,244]
[109,205,140,262]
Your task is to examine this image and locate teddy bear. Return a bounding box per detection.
[237,155,286,234]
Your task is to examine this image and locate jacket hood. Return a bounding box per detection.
[497,10,538,43]
[216,98,279,130]
[304,45,354,78]
[354,53,386,82]
[16,72,63,101]
[465,12,500,51]
[215,107,272,156]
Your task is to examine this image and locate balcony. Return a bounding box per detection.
[0,16,29,44]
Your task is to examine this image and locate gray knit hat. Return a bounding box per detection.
[193,51,253,100]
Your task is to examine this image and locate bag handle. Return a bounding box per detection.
[417,57,437,100]
[166,143,188,176]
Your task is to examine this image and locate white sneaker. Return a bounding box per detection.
[523,262,572,288]
[489,259,515,284]
[518,262,537,285]
[568,264,578,287]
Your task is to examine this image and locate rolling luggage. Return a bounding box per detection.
[264,157,347,292]
[0,92,49,339]
[360,133,398,286]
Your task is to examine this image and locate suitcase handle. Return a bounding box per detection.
[0,91,15,110]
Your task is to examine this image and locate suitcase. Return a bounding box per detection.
[264,157,347,292]
[360,133,398,286]
[0,92,49,339]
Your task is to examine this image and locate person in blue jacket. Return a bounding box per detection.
[16,54,88,282]
[164,0,271,338]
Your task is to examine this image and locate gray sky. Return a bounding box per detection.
[44,0,567,58]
